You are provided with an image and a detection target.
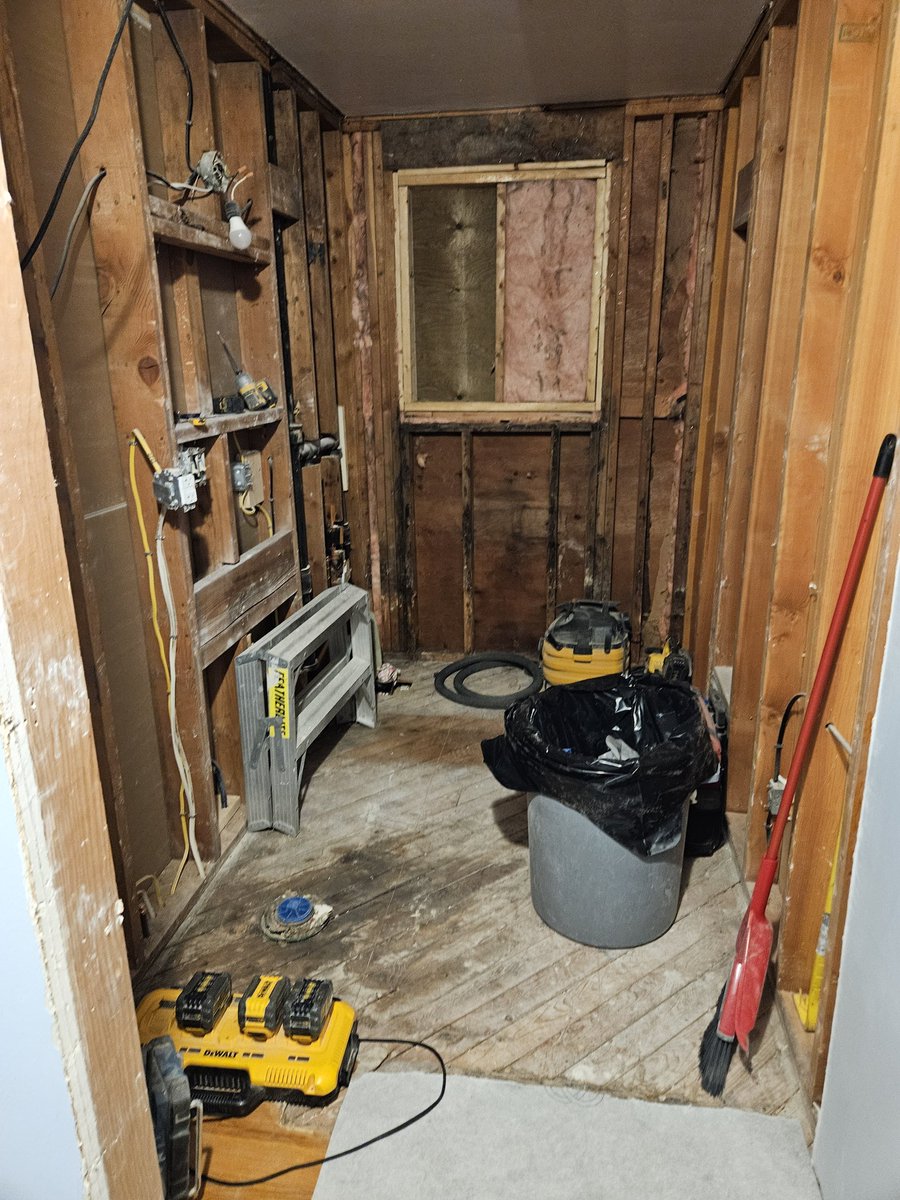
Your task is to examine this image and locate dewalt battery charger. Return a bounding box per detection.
[137,970,358,1117]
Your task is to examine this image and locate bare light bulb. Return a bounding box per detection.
[224,199,251,251]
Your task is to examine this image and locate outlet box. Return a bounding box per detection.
[239,450,264,507]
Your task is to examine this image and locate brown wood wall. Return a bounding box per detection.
[331,102,723,657]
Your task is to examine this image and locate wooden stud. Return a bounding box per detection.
[325,130,371,592]
[670,111,724,644]
[585,173,611,410]
[60,0,219,860]
[494,182,507,404]
[546,427,562,623]
[461,429,475,653]
[598,116,635,598]
[150,9,217,219]
[683,106,740,656]
[276,89,329,593]
[747,0,887,870]
[300,110,343,521]
[361,131,394,645]
[370,130,404,649]
[727,0,837,839]
[399,427,420,650]
[0,125,161,1198]
[688,74,760,690]
[776,4,896,989]
[584,421,602,597]
[191,435,241,571]
[347,132,385,628]
[709,26,797,679]
[631,114,674,654]
[0,8,143,956]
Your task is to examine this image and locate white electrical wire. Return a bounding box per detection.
[49,168,107,298]
[146,169,213,198]
[155,511,205,882]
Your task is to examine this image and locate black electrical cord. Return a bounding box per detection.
[19,0,136,271]
[153,0,195,173]
[200,1037,446,1189]
[434,653,543,709]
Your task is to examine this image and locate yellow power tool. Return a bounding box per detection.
[137,970,358,1116]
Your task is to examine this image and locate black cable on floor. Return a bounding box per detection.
[200,1037,447,1189]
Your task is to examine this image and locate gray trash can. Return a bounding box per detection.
[527,789,692,948]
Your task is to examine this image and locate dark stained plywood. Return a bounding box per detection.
[620,117,663,418]
[410,184,497,406]
[557,433,593,604]
[610,417,641,616]
[413,434,464,650]
[644,417,680,647]
[502,179,596,405]
[381,108,625,171]
[472,433,550,650]
[656,117,704,417]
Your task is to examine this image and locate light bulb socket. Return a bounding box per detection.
[223,199,241,220]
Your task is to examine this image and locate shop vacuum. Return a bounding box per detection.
[540,599,726,857]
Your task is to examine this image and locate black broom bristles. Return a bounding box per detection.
[698,983,737,1097]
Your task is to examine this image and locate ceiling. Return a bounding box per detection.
[228,0,769,117]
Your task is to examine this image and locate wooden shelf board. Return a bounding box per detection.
[174,405,286,443]
[149,193,271,265]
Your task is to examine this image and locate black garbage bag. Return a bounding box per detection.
[482,673,718,858]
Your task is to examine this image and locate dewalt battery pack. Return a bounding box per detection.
[284,978,334,1042]
[175,971,232,1035]
[237,974,290,1039]
[541,600,631,685]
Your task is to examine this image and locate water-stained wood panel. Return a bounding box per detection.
[501,179,596,405]
[620,118,663,418]
[410,184,497,405]
[473,433,551,650]
[656,117,704,418]
[412,434,464,650]
[557,432,593,604]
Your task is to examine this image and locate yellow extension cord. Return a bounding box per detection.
[128,436,191,894]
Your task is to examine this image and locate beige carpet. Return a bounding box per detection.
[312,1070,821,1200]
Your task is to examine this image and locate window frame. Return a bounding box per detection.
[394,160,610,422]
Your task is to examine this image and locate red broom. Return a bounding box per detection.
[699,433,896,1097]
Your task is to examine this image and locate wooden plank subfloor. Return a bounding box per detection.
[146,659,808,1195]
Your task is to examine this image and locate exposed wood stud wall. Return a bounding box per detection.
[686,76,760,690]
[3,0,348,962]
[631,113,674,652]
[335,102,721,655]
[688,0,899,1102]
[0,76,161,1199]
[709,24,797,677]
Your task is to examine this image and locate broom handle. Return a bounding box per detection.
[749,433,896,919]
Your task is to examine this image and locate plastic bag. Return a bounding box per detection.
[481,673,718,858]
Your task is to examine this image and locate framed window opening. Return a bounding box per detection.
[394,161,610,421]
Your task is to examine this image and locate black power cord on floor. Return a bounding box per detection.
[434,653,543,709]
[200,1037,447,1189]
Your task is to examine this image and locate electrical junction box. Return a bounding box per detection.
[231,460,254,493]
[152,449,208,512]
[153,468,198,512]
[238,450,264,506]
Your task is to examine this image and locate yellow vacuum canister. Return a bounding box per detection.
[541,601,631,685]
